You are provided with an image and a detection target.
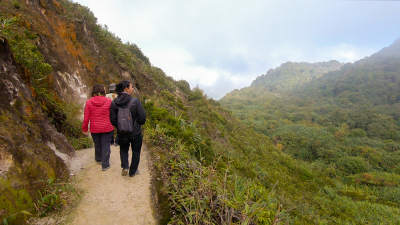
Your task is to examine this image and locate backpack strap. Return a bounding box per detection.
[126,97,137,130]
[125,97,136,111]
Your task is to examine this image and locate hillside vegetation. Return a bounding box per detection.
[251,60,342,92]
[2,0,400,224]
[1,0,281,224]
[221,38,400,224]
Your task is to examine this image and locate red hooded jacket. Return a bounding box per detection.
[82,96,114,133]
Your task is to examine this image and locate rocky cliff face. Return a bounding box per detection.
[0,0,165,221]
[0,37,74,221]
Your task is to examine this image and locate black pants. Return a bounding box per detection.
[91,131,113,169]
[111,129,118,144]
[119,133,143,176]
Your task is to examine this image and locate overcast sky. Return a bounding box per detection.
[73,0,400,99]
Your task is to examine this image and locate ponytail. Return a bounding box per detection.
[91,84,106,97]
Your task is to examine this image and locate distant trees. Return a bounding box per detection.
[221,51,400,178]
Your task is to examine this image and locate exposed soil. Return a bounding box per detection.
[28,143,157,225]
[68,143,157,225]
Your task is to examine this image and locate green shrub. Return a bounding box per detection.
[188,87,203,101]
[68,137,93,150]
[337,156,369,174]
[10,35,52,81]
[349,128,367,138]
[367,123,388,139]
[12,1,21,9]
[388,129,399,140]
[33,178,81,216]
[377,187,400,204]
[176,80,191,94]
[151,143,278,224]
[0,17,18,36]
[394,165,400,175]
[23,30,38,40]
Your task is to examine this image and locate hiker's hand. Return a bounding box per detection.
[83,131,88,136]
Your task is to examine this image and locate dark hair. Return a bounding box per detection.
[115,80,131,95]
[91,84,106,97]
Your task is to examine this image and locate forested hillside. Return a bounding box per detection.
[2,0,400,224]
[221,38,400,224]
[251,60,342,92]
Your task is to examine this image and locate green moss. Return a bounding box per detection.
[25,157,56,181]
[39,160,56,179]
[0,178,33,223]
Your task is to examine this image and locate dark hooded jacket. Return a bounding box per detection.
[110,93,146,136]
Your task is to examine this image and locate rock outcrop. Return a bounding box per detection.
[0,0,163,221]
[0,37,74,221]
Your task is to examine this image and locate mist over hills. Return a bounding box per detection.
[220,39,400,223]
[2,0,400,223]
[298,38,400,111]
[371,37,400,59]
[225,37,400,100]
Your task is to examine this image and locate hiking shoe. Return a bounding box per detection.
[114,143,119,147]
[95,158,102,164]
[102,165,110,171]
[129,170,139,177]
[121,168,128,176]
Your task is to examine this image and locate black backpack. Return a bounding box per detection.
[113,98,136,133]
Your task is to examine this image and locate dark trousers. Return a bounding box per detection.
[91,131,113,169]
[119,133,143,176]
[111,129,118,144]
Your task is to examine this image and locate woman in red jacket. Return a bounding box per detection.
[82,84,114,171]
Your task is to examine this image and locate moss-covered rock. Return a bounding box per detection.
[0,38,72,223]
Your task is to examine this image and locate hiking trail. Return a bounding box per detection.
[66,144,156,225]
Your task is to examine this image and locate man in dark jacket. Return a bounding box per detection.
[110,81,146,177]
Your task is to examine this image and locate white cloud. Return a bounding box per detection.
[323,44,374,63]
[146,46,222,87]
[73,0,400,99]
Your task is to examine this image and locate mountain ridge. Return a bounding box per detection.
[220,37,400,223]
[371,37,400,59]
[249,60,343,93]
[2,0,400,223]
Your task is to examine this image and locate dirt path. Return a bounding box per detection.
[67,143,156,225]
